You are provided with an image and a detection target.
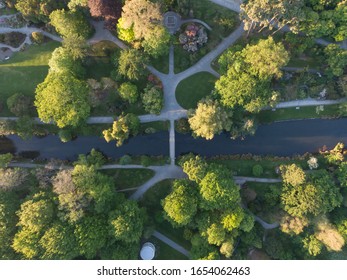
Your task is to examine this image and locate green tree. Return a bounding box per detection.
[241,0,306,33]
[281,171,342,218]
[0,191,19,259]
[62,34,88,60]
[108,200,145,243]
[12,227,41,259]
[120,0,162,40]
[15,0,66,23]
[102,114,140,147]
[50,9,93,39]
[280,164,306,187]
[75,149,106,168]
[142,25,170,58]
[74,215,108,259]
[141,86,164,115]
[162,180,198,226]
[215,70,277,113]
[118,49,148,81]
[206,223,226,246]
[39,222,79,260]
[188,98,233,140]
[48,47,85,77]
[324,44,347,77]
[0,153,13,168]
[221,207,245,232]
[35,72,90,128]
[16,192,55,232]
[180,154,208,183]
[118,82,138,104]
[199,165,240,210]
[243,37,289,79]
[7,93,32,117]
[303,235,323,257]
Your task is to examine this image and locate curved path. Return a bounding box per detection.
[152,230,190,257]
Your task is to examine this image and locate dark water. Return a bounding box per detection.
[176,118,347,156]
[1,119,347,160]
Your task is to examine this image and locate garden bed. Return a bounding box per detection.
[0,32,26,48]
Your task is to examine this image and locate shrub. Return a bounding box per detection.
[58,129,73,143]
[252,164,263,177]
[119,155,132,165]
[7,93,32,116]
[140,155,151,167]
[31,32,44,44]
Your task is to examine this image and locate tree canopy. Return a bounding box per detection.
[35,72,90,128]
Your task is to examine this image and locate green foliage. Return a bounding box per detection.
[142,85,164,115]
[142,25,170,58]
[280,164,306,187]
[62,34,88,60]
[118,82,138,104]
[324,44,347,77]
[75,149,106,168]
[35,72,91,128]
[49,9,93,39]
[7,93,32,117]
[221,207,244,232]
[31,32,44,44]
[119,155,132,165]
[252,164,263,177]
[74,215,108,259]
[0,153,13,168]
[118,49,148,81]
[188,98,233,140]
[108,200,145,243]
[0,191,19,259]
[15,0,66,23]
[199,165,240,210]
[103,114,140,146]
[48,47,85,77]
[303,235,323,257]
[58,129,73,143]
[180,154,208,183]
[16,192,55,232]
[162,180,198,226]
[281,171,342,218]
[39,222,79,260]
[215,38,287,113]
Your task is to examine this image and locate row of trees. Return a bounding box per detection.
[0,150,146,259]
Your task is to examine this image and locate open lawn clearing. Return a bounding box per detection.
[149,237,188,260]
[101,168,155,191]
[257,104,344,123]
[0,41,59,116]
[176,72,217,109]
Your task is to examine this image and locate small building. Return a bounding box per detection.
[140,242,156,260]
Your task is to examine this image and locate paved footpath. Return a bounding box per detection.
[152,230,190,257]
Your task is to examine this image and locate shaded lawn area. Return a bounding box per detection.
[101,168,155,191]
[175,72,217,109]
[84,41,119,80]
[140,179,192,251]
[0,41,60,115]
[149,237,188,260]
[149,51,170,74]
[257,104,344,124]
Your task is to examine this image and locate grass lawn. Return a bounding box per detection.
[140,179,192,251]
[257,104,344,124]
[101,168,154,191]
[286,57,322,69]
[0,41,60,115]
[175,72,217,109]
[149,237,188,260]
[84,41,119,79]
[149,51,170,74]
[140,121,169,133]
[209,158,311,178]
